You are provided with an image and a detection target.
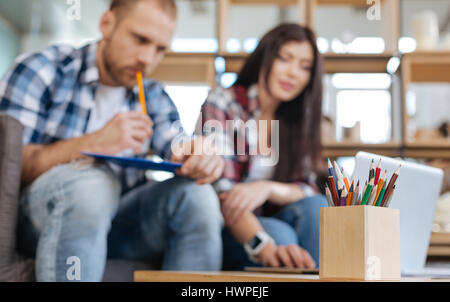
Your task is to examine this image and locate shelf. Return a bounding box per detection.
[401,52,450,83]
[430,232,450,246]
[316,0,386,5]
[323,53,393,73]
[405,141,450,149]
[322,141,402,158]
[150,52,216,86]
[229,0,300,5]
[220,52,395,74]
[428,232,450,257]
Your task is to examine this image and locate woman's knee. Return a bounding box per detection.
[258,217,298,246]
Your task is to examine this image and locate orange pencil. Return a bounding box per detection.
[136,71,147,115]
[373,170,386,205]
[341,167,350,192]
[346,180,354,206]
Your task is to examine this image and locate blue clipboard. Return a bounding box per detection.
[82,152,182,173]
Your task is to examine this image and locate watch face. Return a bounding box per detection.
[249,236,262,249]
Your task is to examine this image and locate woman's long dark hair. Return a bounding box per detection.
[234,23,324,183]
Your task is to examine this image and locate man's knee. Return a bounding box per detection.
[24,161,121,226]
[163,177,223,229]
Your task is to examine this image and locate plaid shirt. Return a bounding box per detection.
[196,84,317,198]
[0,42,184,191]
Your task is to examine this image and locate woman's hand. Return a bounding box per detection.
[219,181,272,226]
[257,242,316,269]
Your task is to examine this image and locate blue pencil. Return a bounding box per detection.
[327,158,339,194]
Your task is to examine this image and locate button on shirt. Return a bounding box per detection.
[0,42,186,191]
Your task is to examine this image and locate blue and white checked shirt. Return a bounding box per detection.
[0,42,185,191]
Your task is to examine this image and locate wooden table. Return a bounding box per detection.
[134,270,450,282]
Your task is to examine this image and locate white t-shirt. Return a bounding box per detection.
[85,84,128,134]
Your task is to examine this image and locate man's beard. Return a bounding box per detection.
[102,44,131,88]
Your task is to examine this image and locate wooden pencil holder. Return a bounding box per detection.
[319,205,401,281]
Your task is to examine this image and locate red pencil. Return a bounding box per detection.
[328,176,339,206]
[374,158,382,185]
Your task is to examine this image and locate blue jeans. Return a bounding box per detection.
[17,160,223,281]
[222,195,328,270]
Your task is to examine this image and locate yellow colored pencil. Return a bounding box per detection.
[136,71,147,116]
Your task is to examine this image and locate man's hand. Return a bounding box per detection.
[257,242,316,269]
[171,136,224,185]
[219,181,272,226]
[89,111,153,155]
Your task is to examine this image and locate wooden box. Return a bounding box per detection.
[319,205,401,281]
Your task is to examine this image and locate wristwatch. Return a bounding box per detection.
[243,231,274,263]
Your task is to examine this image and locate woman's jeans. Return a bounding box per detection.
[222,195,329,270]
[17,161,223,281]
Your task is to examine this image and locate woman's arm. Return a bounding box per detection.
[264,180,306,205]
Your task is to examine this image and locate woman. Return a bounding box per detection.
[196,23,328,270]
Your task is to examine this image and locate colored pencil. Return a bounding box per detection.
[328,176,339,206]
[346,181,354,206]
[327,158,339,194]
[374,170,387,203]
[333,161,344,186]
[136,71,147,116]
[352,180,360,205]
[368,159,375,180]
[325,185,334,207]
[375,182,387,207]
[342,167,350,192]
[337,178,345,199]
[374,158,382,185]
[340,189,348,207]
[361,177,374,205]
[381,165,401,206]
[384,185,396,208]
[368,184,378,206]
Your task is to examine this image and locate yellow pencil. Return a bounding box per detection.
[136,71,147,116]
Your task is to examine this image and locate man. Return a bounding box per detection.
[0,0,224,281]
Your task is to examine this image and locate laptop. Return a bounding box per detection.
[352,152,445,276]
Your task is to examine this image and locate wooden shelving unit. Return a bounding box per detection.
[150,52,216,86]
[148,0,449,160]
[400,51,450,159]
[428,232,450,258]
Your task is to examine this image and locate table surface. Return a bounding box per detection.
[134,270,450,282]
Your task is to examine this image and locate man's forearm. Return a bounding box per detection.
[21,133,99,187]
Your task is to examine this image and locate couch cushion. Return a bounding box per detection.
[0,114,35,281]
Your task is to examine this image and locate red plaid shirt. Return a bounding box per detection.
[196,84,318,197]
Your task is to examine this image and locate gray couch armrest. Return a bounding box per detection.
[0,113,31,281]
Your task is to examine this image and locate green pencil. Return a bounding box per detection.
[361,177,374,205]
[375,182,387,207]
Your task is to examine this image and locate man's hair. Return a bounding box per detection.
[110,0,177,19]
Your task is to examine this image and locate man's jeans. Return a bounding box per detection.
[17,161,223,281]
[222,195,328,270]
